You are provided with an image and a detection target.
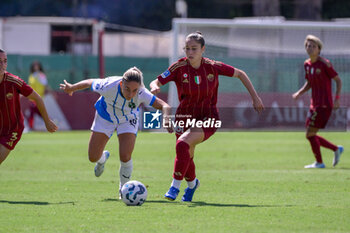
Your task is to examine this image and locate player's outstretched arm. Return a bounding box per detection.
[152,97,173,133]
[27,91,58,133]
[292,81,311,100]
[150,79,163,95]
[60,79,94,96]
[233,68,264,113]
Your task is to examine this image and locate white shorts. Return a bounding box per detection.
[90,112,139,138]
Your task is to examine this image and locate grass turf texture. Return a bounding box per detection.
[0,131,349,233]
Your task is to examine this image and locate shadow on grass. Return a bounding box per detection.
[188,201,294,208]
[103,198,178,205]
[0,200,75,206]
[102,198,293,208]
[103,198,120,202]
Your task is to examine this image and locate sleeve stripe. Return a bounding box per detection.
[150,95,156,106]
[91,80,95,91]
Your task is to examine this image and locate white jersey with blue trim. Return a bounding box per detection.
[91,76,156,124]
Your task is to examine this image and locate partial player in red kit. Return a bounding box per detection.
[150,32,264,202]
[293,35,344,169]
[0,49,57,165]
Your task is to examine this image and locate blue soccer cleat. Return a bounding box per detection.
[164,186,180,201]
[182,179,200,202]
[94,150,110,177]
[333,145,344,167]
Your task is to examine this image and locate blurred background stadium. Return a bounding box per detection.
[1,0,349,130]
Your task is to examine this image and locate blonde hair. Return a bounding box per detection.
[122,66,144,87]
[304,35,323,51]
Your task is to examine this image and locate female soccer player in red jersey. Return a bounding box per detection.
[0,49,58,165]
[293,35,344,169]
[150,32,264,202]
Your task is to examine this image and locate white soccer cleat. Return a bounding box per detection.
[304,162,325,169]
[333,146,344,167]
[94,151,110,177]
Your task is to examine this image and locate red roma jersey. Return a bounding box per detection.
[157,57,235,118]
[0,71,33,135]
[304,56,338,109]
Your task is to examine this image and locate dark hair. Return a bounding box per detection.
[186,31,205,47]
[30,61,44,73]
[122,66,144,87]
[0,49,5,53]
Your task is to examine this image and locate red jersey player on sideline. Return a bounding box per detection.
[293,35,344,169]
[0,49,57,165]
[150,31,264,202]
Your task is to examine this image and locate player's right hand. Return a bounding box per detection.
[45,119,58,133]
[60,80,74,96]
[150,86,160,95]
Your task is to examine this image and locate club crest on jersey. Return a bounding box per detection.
[207,74,214,82]
[194,76,201,85]
[128,102,136,109]
[6,93,13,100]
[316,68,321,74]
[161,70,171,79]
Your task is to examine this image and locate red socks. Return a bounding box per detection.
[307,136,323,163]
[184,158,196,182]
[317,135,337,151]
[307,135,338,164]
[173,140,191,180]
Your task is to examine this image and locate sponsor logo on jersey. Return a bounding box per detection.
[161,70,171,79]
[194,76,201,84]
[207,74,214,82]
[183,78,189,83]
[316,68,321,74]
[6,93,13,100]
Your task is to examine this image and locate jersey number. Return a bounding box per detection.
[6,132,18,147]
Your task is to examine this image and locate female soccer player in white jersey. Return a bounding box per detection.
[60,67,172,197]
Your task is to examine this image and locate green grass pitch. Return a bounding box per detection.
[1,131,349,233]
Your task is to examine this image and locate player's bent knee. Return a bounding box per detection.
[120,154,132,163]
[88,152,101,163]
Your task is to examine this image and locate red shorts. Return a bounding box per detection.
[0,128,24,150]
[175,127,217,142]
[175,114,219,142]
[306,107,332,129]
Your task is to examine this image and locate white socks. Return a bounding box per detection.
[171,178,197,189]
[97,152,106,164]
[119,159,133,190]
[171,178,182,189]
[187,179,197,189]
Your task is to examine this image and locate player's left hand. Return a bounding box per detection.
[253,96,264,114]
[163,117,174,133]
[333,99,340,110]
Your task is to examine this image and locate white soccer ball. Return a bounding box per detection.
[120,180,148,206]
